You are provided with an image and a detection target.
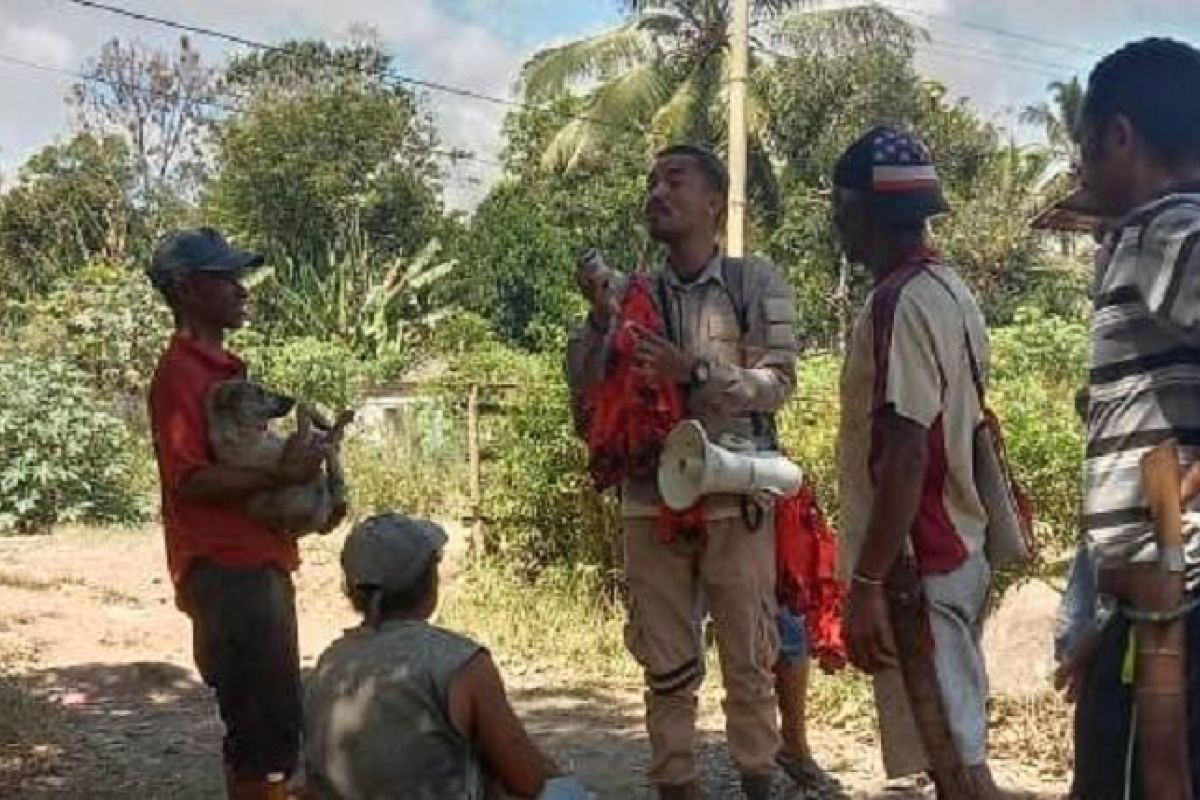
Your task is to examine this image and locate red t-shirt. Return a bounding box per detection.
[148,334,299,586]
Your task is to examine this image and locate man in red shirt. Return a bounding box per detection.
[146,228,331,799]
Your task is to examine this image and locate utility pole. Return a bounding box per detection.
[727,0,749,257]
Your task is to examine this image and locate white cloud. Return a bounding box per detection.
[5,0,1200,201]
[1,23,74,67]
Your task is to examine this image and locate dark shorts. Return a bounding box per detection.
[777,606,809,666]
[1077,596,1200,800]
[183,560,302,779]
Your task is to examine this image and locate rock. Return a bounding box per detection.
[982,579,1061,698]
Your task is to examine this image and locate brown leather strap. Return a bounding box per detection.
[886,557,984,799]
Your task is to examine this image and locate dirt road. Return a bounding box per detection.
[0,528,1065,799]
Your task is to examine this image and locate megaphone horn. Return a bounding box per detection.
[657,420,803,512]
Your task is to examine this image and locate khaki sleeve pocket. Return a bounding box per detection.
[763,297,797,349]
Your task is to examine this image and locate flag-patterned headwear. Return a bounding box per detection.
[833,125,950,224]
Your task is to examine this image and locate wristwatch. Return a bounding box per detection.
[1159,544,1186,574]
[690,358,711,387]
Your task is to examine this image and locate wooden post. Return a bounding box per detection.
[836,254,850,354]
[726,0,749,257]
[467,383,482,555]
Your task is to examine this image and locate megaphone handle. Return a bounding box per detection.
[741,497,765,531]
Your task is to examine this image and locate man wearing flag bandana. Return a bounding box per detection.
[831,127,1000,798]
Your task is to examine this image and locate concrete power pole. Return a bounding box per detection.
[727,0,749,257]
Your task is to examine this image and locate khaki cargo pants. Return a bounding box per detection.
[623,513,780,787]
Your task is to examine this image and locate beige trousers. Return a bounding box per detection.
[623,514,780,786]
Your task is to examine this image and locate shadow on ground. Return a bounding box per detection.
[0,664,1063,800]
[3,661,222,799]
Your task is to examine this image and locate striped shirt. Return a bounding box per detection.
[1084,188,1200,585]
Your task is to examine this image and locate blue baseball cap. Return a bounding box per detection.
[148,227,264,290]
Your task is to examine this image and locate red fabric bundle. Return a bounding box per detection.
[585,274,685,491]
[776,484,847,672]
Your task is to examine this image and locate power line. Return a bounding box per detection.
[880,1,1105,59]
[54,0,642,136]
[922,43,1069,80]
[0,50,505,169]
[929,35,1079,76]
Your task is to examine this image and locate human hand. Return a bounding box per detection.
[1054,627,1101,703]
[845,580,898,674]
[576,252,617,325]
[632,326,691,384]
[277,430,328,485]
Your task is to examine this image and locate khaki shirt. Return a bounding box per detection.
[565,253,798,517]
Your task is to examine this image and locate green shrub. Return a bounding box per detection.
[343,399,468,519]
[15,261,169,398]
[990,307,1088,556]
[779,354,842,520]
[481,366,621,578]
[0,358,146,533]
[236,333,373,411]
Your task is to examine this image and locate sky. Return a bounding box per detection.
[1,0,1199,209]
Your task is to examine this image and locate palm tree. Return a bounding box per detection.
[1020,78,1084,188]
[518,1,911,222]
[1021,77,1086,255]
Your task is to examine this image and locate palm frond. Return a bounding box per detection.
[518,21,656,103]
[540,118,594,172]
[773,4,918,54]
[540,61,672,171]
[650,55,720,146]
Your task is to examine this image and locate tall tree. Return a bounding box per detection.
[450,97,648,350]
[1020,77,1084,167]
[1020,77,1085,202]
[0,134,143,302]
[71,36,219,201]
[206,40,443,268]
[519,1,913,225]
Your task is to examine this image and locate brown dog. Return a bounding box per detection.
[206,379,353,537]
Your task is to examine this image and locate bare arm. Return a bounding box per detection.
[853,409,930,581]
[845,409,930,674]
[176,431,328,504]
[176,464,284,504]
[449,651,558,799]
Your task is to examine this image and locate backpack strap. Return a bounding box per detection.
[721,256,750,336]
[654,271,677,345]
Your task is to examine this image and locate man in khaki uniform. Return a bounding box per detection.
[565,145,798,800]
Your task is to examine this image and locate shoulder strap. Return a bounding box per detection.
[720,255,780,451]
[721,256,750,334]
[654,272,677,344]
[920,266,987,409]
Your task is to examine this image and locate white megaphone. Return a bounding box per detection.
[657,420,804,511]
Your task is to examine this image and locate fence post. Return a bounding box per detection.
[467,383,482,555]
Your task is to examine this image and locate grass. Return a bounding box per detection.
[0,570,140,607]
[436,561,1073,780]
[439,561,636,685]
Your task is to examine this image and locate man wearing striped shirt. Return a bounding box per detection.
[1074,38,1200,798]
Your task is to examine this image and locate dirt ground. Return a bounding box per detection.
[0,528,1067,799]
